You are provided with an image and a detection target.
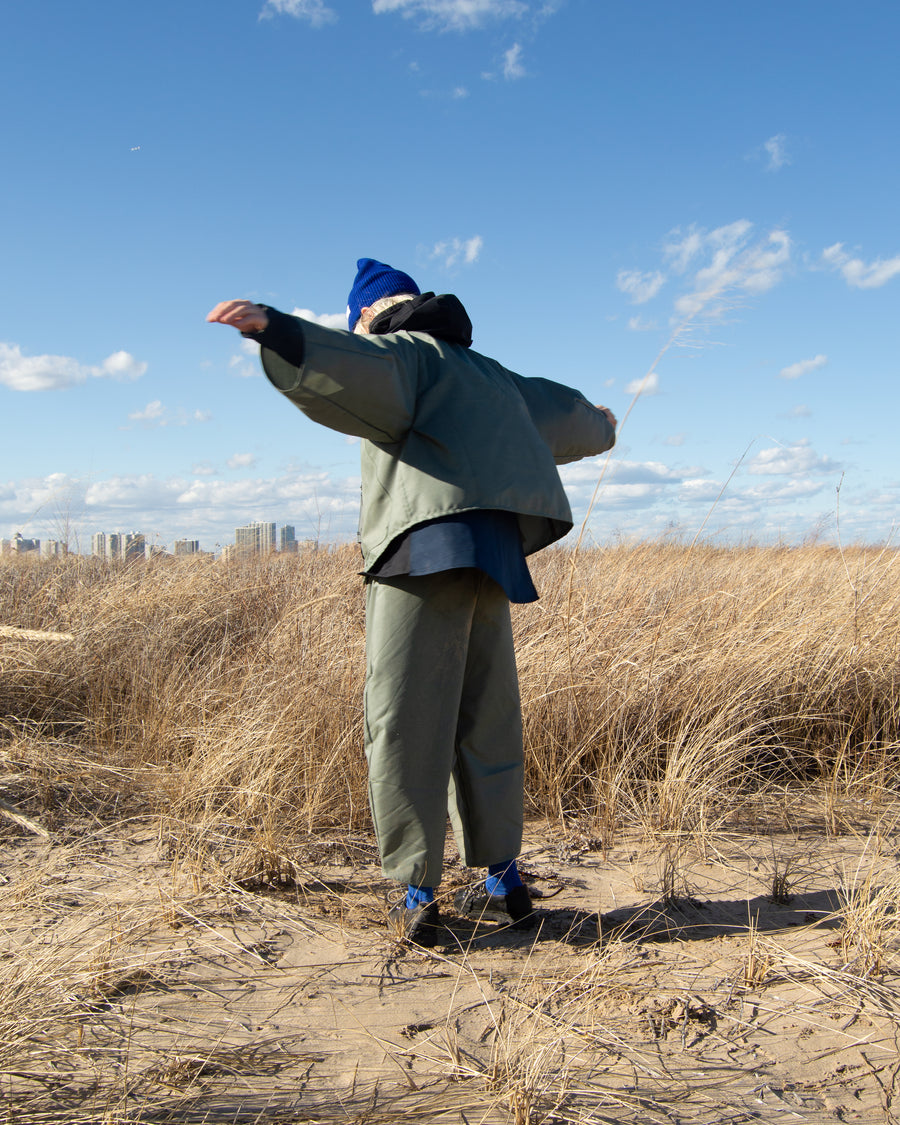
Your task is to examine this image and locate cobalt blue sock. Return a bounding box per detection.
[406,884,434,910]
[485,860,524,897]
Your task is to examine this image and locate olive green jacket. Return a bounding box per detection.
[260,318,615,569]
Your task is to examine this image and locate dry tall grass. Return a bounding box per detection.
[2,542,898,853]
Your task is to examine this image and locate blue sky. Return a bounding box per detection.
[3,0,899,551]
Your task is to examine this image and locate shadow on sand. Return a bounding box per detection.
[445,887,844,949]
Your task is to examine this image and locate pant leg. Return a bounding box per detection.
[447,573,524,869]
[364,570,478,886]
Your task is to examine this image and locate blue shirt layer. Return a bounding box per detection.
[365,510,538,604]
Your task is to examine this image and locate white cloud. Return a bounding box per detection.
[546,441,864,540]
[175,474,345,508]
[663,433,686,447]
[227,453,258,470]
[616,269,665,305]
[103,352,146,378]
[291,307,348,331]
[192,463,217,477]
[668,222,791,319]
[821,243,900,289]
[740,478,828,501]
[746,439,840,477]
[129,400,165,423]
[625,370,660,396]
[127,401,212,428]
[419,84,472,99]
[0,472,87,529]
[620,221,791,339]
[372,0,528,32]
[503,43,526,79]
[429,235,483,269]
[763,133,790,171]
[66,469,361,546]
[558,456,708,512]
[84,474,177,510]
[561,458,696,492]
[0,466,358,544]
[663,228,705,273]
[700,225,789,295]
[610,460,700,485]
[0,343,147,392]
[676,478,723,503]
[229,337,262,378]
[260,0,337,25]
[627,315,659,332]
[779,354,827,380]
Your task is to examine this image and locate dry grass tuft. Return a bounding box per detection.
[836,858,900,979]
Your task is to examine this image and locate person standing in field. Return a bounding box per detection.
[207,259,617,946]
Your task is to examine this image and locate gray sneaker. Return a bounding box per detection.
[453,884,536,929]
[388,900,442,946]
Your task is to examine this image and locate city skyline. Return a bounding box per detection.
[3,520,304,559]
[2,2,899,549]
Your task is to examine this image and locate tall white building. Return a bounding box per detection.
[92,531,146,560]
[280,525,297,553]
[174,539,200,556]
[234,521,277,554]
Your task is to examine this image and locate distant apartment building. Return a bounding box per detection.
[40,540,65,559]
[90,530,146,561]
[174,539,200,556]
[280,525,298,553]
[124,533,146,561]
[234,521,277,554]
[1,533,40,555]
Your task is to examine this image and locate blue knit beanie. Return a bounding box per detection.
[347,258,420,330]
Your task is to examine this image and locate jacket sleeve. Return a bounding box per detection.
[514,375,616,464]
[258,316,419,443]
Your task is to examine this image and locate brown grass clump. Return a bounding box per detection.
[530,541,900,846]
[2,542,898,855]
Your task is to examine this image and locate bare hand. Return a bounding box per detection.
[206,300,269,334]
[596,405,617,429]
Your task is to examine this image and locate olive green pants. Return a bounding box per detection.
[364,569,524,887]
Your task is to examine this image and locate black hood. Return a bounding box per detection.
[368,292,473,348]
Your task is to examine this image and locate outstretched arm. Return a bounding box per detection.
[515,376,617,463]
[207,299,418,443]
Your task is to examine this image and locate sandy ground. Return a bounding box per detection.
[3,807,900,1123]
